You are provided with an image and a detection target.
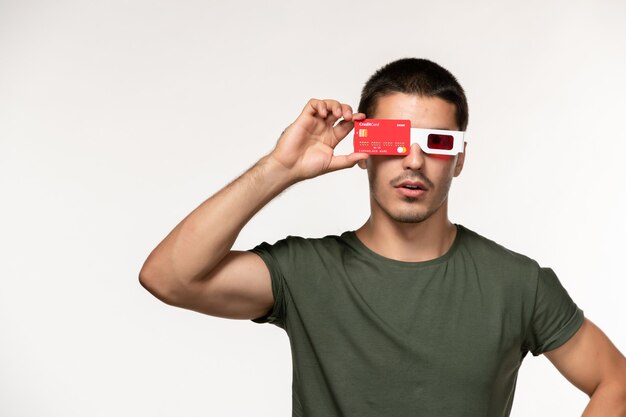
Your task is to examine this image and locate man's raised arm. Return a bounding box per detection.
[138,99,368,319]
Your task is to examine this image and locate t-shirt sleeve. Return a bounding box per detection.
[248,241,287,329]
[524,267,584,356]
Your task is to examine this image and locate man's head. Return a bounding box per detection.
[358,58,468,131]
[356,58,468,225]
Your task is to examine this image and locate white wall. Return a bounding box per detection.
[1,1,624,416]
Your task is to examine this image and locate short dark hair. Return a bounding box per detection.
[358,58,468,131]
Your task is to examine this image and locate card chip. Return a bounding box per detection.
[358,128,368,137]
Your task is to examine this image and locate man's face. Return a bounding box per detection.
[358,93,465,224]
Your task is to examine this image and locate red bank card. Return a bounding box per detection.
[353,119,410,155]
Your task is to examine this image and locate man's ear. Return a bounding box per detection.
[453,142,467,177]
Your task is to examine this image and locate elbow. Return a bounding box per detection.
[138,261,181,306]
[138,268,159,299]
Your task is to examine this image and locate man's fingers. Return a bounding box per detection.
[340,103,354,121]
[302,99,364,142]
[333,119,356,141]
[314,100,328,118]
[303,99,328,118]
[305,99,352,121]
[324,100,343,126]
[328,153,369,172]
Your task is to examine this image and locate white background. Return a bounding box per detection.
[1,0,625,416]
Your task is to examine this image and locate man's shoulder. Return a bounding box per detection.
[249,231,353,256]
[457,224,540,269]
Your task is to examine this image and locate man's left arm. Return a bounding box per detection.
[544,318,626,416]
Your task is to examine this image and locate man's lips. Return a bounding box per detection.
[395,180,428,191]
[395,180,428,198]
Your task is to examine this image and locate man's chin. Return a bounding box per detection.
[371,193,449,225]
[390,213,430,223]
[382,206,431,224]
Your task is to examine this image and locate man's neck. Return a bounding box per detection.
[354,208,457,263]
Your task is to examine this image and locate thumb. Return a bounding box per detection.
[327,153,369,173]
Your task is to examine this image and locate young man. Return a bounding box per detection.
[139,59,626,416]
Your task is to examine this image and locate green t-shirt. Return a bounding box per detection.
[249,224,584,417]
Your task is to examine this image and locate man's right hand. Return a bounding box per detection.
[268,99,369,183]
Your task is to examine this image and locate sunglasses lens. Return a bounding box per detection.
[427,134,454,151]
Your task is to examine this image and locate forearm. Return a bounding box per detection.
[140,154,293,286]
[581,381,626,417]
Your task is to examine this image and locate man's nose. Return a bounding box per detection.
[401,143,426,170]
